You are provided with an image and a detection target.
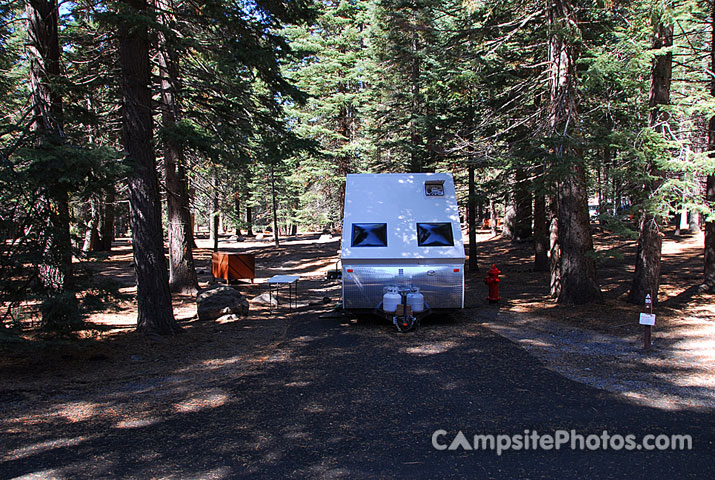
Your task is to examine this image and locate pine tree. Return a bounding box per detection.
[368,0,440,173]
[284,0,370,221]
[25,0,73,293]
[704,0,715,292]
[547,0,602,304]
[155,0,199,294]
[117,0,180,335]
[628,3,673,305]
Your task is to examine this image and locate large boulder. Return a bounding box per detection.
[197,285,249,321]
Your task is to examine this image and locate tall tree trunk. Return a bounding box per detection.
[489,199,497,235]
[211,169,220,252]
[628,17,673,305]
[26,0,72,292]
[513,166,532,241]
[705,174,715,290]
[548,0,602,304]
[703,1,715,292]
[234,191,241,235]
[118,0,180,335]
[188,185,197,249]
[468,164,478,272]
[533,189,549,272]
[244,176,254,237]
[336,104,352,220]
[409,22,421,173]
[97,188,115,251]
[82,197,100,253]
[270,162,280,248]
[549,196,561,298]
[156,0,198,294]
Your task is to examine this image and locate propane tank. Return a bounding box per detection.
[406,287,425,313]
[382,286,401,313]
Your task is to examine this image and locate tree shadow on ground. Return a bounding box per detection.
[1,308,713,479]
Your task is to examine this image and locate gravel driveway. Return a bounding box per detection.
[2,307,713,479]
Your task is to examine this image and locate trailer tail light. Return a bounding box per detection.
[453,268,460,272]
[347,269,353,273]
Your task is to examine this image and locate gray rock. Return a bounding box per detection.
[250,292,278,306]
[197,285,249,321]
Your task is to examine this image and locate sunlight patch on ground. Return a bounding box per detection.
[175,355,257,374]
[55,401,99,423]
[404,341,456,356]
[660,231,703,255]
[84,311,136,327]
[174,389,229,413]
[482,312,715,410]
[284,381,312,387]
[3,435,98,461]
[520,338,554,348]
[115,416,161,429]
[620,391,684,411]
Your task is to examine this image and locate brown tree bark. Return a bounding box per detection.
[489,199,497,235]
[468,164,478,272]
[705,174,715,290]
[118,0,180,335]
[513,167,532,241]
[82,197,101,253]
[628,18,672,305]
[246,205,254,237]
[270,162,280,248]
[548,196,561,298]
[703,2,715,292]
[533,190,549,272]
[409,21,421,173]
[211,169,220,252]
[96,188,115,251]
[156,0,198,294]
[548,0,602,304]
[26,0,73,292]
[234,191,241,235]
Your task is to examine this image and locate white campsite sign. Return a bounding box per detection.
[645,294,652,305]
[639,313,656,326]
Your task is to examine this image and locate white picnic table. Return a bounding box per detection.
[267,275,300,312]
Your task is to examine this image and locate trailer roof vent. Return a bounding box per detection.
[424,180,445,197]
[417,222,454,246]
[351,223,388,247]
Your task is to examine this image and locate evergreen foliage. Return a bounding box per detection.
[3,0,715,331]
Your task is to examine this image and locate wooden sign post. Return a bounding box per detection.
[639,291,655,351]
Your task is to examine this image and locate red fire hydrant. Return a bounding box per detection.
[484,264,501,303]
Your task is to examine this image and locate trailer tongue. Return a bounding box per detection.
[340,173,465,331]
[376,284,430,332]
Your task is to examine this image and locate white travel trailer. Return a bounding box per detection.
[341,173,465,330]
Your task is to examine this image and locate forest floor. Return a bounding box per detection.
[1,227,714,478]
[1,226,713,412]
[466,227,715,411]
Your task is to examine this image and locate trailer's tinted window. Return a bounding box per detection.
[351,223,388,247]
[417,223,454,246]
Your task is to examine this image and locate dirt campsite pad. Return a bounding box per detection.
[466,229,715,410]
[1,230,714,478]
